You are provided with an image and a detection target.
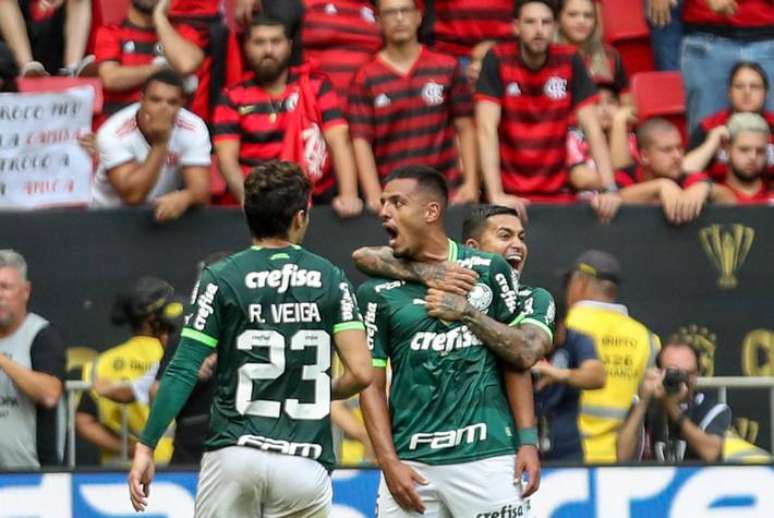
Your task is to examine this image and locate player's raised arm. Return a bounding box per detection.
[352,246,478,296]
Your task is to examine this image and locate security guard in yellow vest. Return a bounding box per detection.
[564,250,660,463]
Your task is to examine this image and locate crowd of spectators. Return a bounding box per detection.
[0,0,769,223]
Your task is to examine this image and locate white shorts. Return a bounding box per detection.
[194,446,332,518]
[376,454,533,518]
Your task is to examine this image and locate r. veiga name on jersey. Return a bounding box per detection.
[410,326,483,352]
[192,283,218,331]
[244,264,322,293]
[237,434,323,460]
[249,303,321,324]
[495,273,518,314]
[409,423,487,450]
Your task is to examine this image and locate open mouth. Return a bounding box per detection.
[383,224,399,247]
[505,252,523,269]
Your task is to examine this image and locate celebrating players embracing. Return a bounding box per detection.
[356,166,552,517]
[128,160,372,517]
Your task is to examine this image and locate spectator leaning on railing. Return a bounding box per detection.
[90,70,211,222]
[683,61,774,181]
[0,249,66,470]
[617,340,730,463]
[708,112,774,204]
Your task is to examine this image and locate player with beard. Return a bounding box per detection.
[711,112,773,204]
[94,0,204,125]
[353,204,553,502]
[356,166,550,516]
[213,14,364,217]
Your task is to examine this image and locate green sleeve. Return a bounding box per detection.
[515,287,556,341]
[139,339,211,448]
[180,268,222,348]
[487,255,520,324]
[357,282,389,368]
[332,268,365,335]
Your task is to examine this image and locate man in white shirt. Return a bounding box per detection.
[92,69,211,222]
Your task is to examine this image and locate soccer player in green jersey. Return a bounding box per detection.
[127,161,373,517]
[356,166,553,517]
[354,204,555,510]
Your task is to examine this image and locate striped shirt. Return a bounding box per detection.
[421,0,514,58]
[94,20,202,120]
[301,0,382,95]
[348,47,472,185]
[476,43,597,196]
[212,72,347,195]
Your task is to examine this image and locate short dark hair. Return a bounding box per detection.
[385,164,449,206]
[658,339,702,371]
[514,0,558,18]
[249,12,291,38]
[462,205,522,242]
[142,69,185,95]
[728,60,769,93]
[243,160,311,239]
[636,117,679,150]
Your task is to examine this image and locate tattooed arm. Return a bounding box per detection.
[425,289,550,370]
[352,246,478,295]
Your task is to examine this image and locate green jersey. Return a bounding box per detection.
[180,245,364,470]
[514,284,556,343]
[357,240,525,465]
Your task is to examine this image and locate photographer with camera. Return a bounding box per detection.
[617,340,731,463]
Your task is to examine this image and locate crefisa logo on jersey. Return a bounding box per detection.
[245,264,322,294]
[192,283,218,331]
[494,274,518,313]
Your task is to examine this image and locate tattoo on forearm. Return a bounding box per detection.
[461,309,545,370]
[354,247,418,281]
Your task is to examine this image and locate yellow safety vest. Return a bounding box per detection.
[723,432,772,463]
[84,336,174,465]
[566,301,660,463]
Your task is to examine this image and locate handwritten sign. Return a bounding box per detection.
[0,86,94,208]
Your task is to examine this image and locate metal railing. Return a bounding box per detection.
[63,376,774,468]
[697,376,774,449]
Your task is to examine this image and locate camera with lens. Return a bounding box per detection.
[663,368,689,395]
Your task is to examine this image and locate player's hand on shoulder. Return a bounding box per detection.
[382,458,429,514]
[423,262,478,296]
[425,288,469,322]
[128,443,156,512]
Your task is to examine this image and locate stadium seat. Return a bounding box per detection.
[631,71,686,139]
[599,0,655,76]
[17,77,104,114]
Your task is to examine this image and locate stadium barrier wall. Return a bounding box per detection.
[2,205,773,449]
[1,465,772,517]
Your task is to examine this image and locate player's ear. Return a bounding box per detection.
[465,238,481,249]
[424,201,442,224]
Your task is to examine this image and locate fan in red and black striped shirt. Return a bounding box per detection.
[94,0,205,126]
[419,0,514,59]
[476,0,619,221]
[348,0,477,210]
[212,14,363,217]
[260,0,382,97]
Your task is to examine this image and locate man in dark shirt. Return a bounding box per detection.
[0,249,65,469]
[533,324,605,461]
[617,340,731,462]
